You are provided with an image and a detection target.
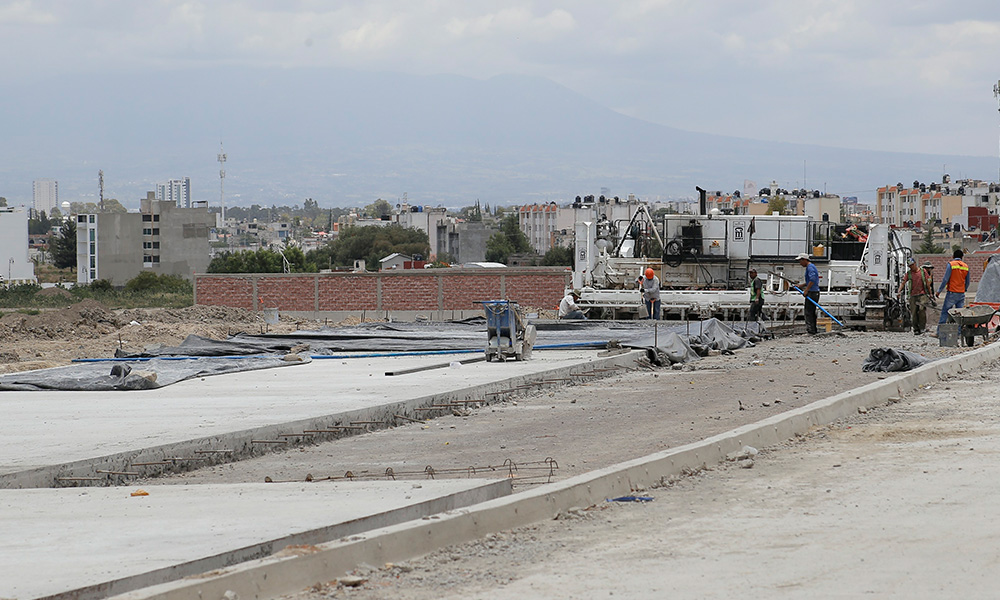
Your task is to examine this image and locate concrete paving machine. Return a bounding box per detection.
[570,200,912,328]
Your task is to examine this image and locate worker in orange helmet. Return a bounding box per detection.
[637,267,661,320]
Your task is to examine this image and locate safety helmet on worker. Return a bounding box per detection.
[645,268,655,279]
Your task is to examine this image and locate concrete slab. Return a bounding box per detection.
[0,478,511,600]
[0,349,641,488]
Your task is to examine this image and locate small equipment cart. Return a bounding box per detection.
[481,300,537,362]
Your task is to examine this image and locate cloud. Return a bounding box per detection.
[0,1,998,156]
[0,0,55,24]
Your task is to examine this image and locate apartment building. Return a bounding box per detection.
[32,179,58,215]
[519,195,645,254]
[155,177,192,208]
[77,193,213,285]
[876,177,999,227]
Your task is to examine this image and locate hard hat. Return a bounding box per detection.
[645,268,654,279]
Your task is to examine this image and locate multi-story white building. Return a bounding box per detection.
[155,177,192,208]
[0,207,37,284]
[393,203,448,258]
[32,179,58,215]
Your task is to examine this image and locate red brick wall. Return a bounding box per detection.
[382,273,438,310]
[914,253,986,287]
[195,276,255,310]
[505,274,569,310]
[441,274,504,310]
[195,268,571,313]
[317,275,378,310]
[257,276,314,311]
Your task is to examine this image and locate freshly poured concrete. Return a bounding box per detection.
[0,350,612,478]
[0,479,510,600]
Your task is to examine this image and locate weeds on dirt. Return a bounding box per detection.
[0,274,193,309]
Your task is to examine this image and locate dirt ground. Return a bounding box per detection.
[0,300,325,374]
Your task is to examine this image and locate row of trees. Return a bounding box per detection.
[207,224,432,273]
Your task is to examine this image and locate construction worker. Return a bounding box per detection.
[558,289,587,320]
[637,268,661,320]
[897,259,934,335]
[797,253,820,334]
[935,249,970,336]
[747,268,764,322]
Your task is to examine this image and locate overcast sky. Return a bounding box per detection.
[3,0,1000,159]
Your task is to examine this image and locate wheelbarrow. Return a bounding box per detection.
[948,304,998,347]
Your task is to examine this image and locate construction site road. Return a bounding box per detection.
[276,340,1000,600]
[155,330,966,489]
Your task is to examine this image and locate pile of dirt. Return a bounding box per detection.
[0,300,124,341]
[119,305,268,325]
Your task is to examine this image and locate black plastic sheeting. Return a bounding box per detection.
[1,318,768,392]
[117,318,769,366]
[0,356,307,392]
[861,348,929,372]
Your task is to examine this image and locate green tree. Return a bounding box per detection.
[124,271,191,293]
[363,198,393,219]
[485,213,532,264]
[29,211,52,235]
[541,245,574,266]
[208,249,284,273]
[459,201,483,222]
[767,196,788,215]
[916,225,945,254]
[50,219,77,270]
[101,198,129,213]
[306,224,430,270]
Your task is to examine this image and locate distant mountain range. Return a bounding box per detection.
[1,67,996,209]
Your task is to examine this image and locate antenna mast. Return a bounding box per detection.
[994,81,1000,182]
[218,142,227,222]
[98,170,104,211]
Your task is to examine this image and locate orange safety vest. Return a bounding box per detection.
[946,259,969,293]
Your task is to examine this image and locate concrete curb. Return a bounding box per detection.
[113,342,1000,600]
[4,350,645,490]
[50,480,512,600]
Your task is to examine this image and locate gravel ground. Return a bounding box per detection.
[278,343,1000,600]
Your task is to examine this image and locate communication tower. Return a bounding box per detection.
[218,142,227,222]
[98,169,104,211]
[994,81,1000,181]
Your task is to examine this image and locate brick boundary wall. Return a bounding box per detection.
[194,268,573,313]
[914,253,987,288]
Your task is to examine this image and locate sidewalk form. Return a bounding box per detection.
[114,340,1000,600]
